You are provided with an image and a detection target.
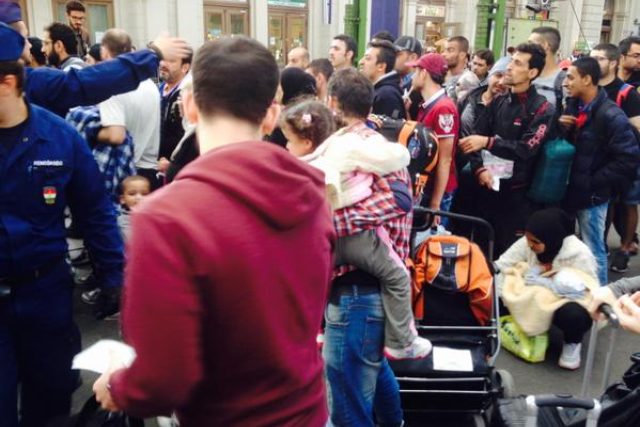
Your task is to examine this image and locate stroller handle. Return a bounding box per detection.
[525,395,602,427]
[598,303,620,327]
[412,207,496,260]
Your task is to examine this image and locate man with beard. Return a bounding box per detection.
[158,44,192,165]
[42,22,85,71]
[618,36,640,88]
[66,0,90,58]
[442,36,471,102]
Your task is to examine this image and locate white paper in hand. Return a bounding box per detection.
[432,346,473,372]
[72,340,136,374]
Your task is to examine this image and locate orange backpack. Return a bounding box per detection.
[411,234,493,326]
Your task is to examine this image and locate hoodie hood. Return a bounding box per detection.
[178,141,329,230]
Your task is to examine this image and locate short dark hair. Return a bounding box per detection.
[429,70,446,86]
[371,30,395,44]
[327,68,373,120]
[120,175,150,194]
[193,37,279,125]
[592,43,620,62]
[182,46,194,65]
[45,23,77,55]
[28,37,46,65]
[101,29,132,57]
[515,42,546,80]
[619,36,640,55]
[473,48,495,67]
[0,61,25,92]
[333,34,357,61]
[66,1,85,14]
[281,99,336,149]
[572,57,601,86]
[307,58,333,81]
[448,36,469,53]
[531,27,561,54]
[368,40,396,73]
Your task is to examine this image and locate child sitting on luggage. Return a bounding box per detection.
[282,98,432,359]
[117,175,151,242]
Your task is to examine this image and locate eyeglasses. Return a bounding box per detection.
[625,53,640,59]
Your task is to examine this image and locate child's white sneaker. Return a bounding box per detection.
[384,336,432,360]
[558,343,582,370]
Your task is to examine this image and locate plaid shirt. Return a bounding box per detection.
[333,121,413,278]
[66,106,136,207]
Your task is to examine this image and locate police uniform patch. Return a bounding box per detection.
[43,186,57,205]
[438,114,454,134]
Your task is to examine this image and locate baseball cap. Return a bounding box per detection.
[488,56,510,77]
[0,1,22,24]
[406,53,448,79]
[394,36,423,56]
[0,22,25,61]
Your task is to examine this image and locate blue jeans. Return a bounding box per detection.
[0,261,80,427]
[323,289,403,427]
[577,202,609,286]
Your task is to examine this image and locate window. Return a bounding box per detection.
[52,0,114,43]
[18,0,28,24]
[203,2,250,41]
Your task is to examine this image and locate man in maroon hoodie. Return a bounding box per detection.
[93,37,335,427]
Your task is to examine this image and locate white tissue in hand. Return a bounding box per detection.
[72,340,136,374]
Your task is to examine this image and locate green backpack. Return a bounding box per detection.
[528,138,576,204]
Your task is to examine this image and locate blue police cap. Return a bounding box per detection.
[0,1,22,24]
[0,22,24,61]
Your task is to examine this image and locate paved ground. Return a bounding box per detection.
[68,235,640,425]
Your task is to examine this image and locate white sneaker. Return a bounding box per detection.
[81,288,101,305]
[558,343,582,370]
[385,336,432,360]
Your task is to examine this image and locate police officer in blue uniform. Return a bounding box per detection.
[0,23,124,427]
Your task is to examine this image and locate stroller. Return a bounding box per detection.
[389,208,514,426]
[496,305,640,427]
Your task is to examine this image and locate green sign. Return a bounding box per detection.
[268,0,307,7]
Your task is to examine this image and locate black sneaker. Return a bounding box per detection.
[610,250,630,273]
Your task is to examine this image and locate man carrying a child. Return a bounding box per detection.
[322,68,415,427]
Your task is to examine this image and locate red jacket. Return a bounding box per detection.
[110,141,335,427]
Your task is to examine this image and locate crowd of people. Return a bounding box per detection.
[2,0,640,426]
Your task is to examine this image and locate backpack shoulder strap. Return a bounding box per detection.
[397,121,416,148]
[553,69,567,110]
[617,83,633,108]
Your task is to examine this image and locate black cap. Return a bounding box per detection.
[0,22,25,61]
[0,1,22,24]
[394,36,423,57]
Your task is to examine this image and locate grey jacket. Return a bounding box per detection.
[609,276,640,298]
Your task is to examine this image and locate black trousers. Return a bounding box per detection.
[500,300,591,344]
[552,301,593,344]
[136,167,161,191]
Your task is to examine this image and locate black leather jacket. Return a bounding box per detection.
[469,85,555,190]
